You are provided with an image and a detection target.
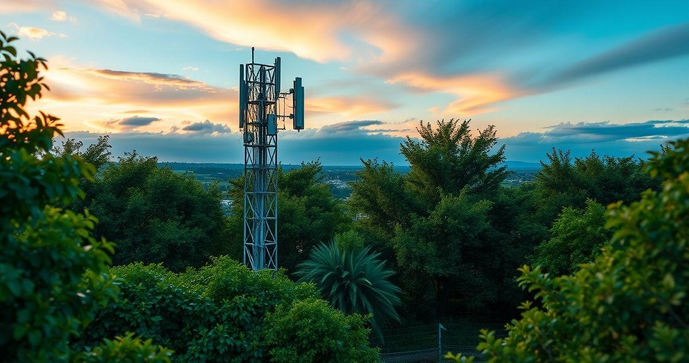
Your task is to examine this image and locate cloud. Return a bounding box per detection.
[8,23,66,40]
[315,120,383,135]
[28,59,236,133]
[502,120,689,162]
[51,11,67,21]
[82,1,688,118]
[387,72,519,115]
[0,0,48,13]
[62,121,407,165]
[308,95,399,116]
[182,66,199,71]
[540,23,689,89]
[182,120,231,134]
[51,10,77,22]
[120,116,161,126]
[90,0,415,63]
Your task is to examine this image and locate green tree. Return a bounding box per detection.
[54,135,112,171]
[535,149,659,224]
[265,298,379,363]
[401,119,508,207]
[0,33,168,362]
[486,183,550,311]
[348,159,414,235]
[349,119,512,318]
[394,191,493,317]
[476,139,689,362]
[296,241,401,335]
[532,199,611,276]
[86,152,228,271]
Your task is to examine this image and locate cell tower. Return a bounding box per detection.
[239,48,304,271]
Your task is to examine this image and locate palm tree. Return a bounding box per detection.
[296,241,401,336]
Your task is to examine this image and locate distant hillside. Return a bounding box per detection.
[505,160,541,170]
[161,161,540,197]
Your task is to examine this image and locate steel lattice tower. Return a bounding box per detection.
[239,49,303,271]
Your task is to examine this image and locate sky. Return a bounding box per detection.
[2,0,688,165]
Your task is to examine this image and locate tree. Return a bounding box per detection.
[296,241,401,335]
[535,149,659,224]
[54,135,112,171]
[349,119,512,318]
[0,32,169,362]
[348,159,414,235]
[394,191,493,317]
[401,119,508,207]
[227,161,349,274]
[532,199,611,276]
[476,139,689,362]
[86,152,228,271]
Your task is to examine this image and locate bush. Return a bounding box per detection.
[296,242,401,336]
[475,139,689,362]
[77,257,378,362]
[73,333,172,363]
[265,298,379,362]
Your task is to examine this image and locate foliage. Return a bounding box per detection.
[54,135,112,171]
[394,191,494,315]
[485,183,550,309]
[400,119,508,207]
[265,298,379,362]
[296,242,401,335]
[444,352,475,362]
[334,229,365,251]
[0,33,163,362]
[228,160,349,274]
[85,151,228,271]
[532,199,611,275]
[348,159,414,235]
[73,333,173,363]
[78,257,378,362]
[476,139,689,362]
[349,119,516,318]
[535,149,659,224]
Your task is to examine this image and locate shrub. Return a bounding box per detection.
[73,333,173,363]
[78,257,378,362]
[265,298,379,362]
[297,242,401,336]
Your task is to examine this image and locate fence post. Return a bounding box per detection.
[438,323,446,362]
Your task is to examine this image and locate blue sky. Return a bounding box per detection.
[2,0,688,164]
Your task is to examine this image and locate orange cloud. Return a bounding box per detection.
[27,58,236,134]
[8,23,66,40]
[388,72,521,116]
[0,0,49,14]
[307,95,399,117]
[92,0,418,64]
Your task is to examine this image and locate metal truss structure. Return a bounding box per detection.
[240,49,303,271]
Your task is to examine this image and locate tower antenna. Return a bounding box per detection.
[238,49,305,271]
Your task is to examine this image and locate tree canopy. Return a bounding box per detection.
[476,138,689,362]
[85,152,228,271]
[532,199,611,275]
